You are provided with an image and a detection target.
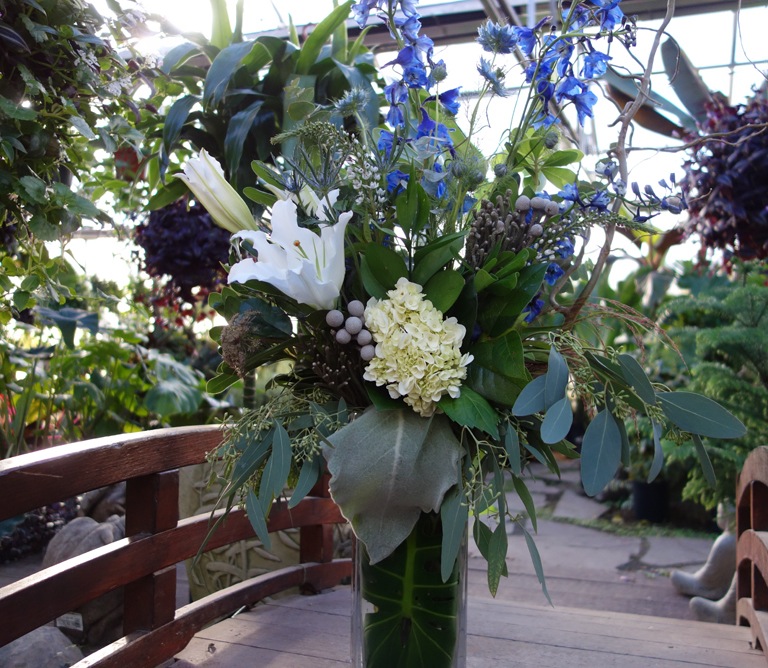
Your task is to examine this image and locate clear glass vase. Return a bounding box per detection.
[351,511,468,668]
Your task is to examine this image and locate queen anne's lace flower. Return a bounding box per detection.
[363,278,473,417]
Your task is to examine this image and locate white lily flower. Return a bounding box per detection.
[176,149,255,233]
[261,181,340,221]
[228,199,352,310]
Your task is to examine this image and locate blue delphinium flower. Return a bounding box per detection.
[513,26,537,56]
[477,57,508,96]
[386,169,409,193]
[436,87,461,115]
[581,50,611,79]
[587,190,611,211]
[378,130,395,157]
[351,0,378,28]
[523,296,545,322]
[555,238,575,259]
[592,0,624,31]
[477,20,518,54]
[416,108,453,148]
[545,263,565,285]
[554,76,597,126]
[558,183,582,204]
[384,81,408,127]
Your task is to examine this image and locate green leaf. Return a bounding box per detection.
[412,235,465,286]
[362,243,407,291]
[542,149,584,167]
[520,523,551,605]
[617,354,656,405]
[581,409,622,497]
[147,179,189,210]
[0,95,35,120]
[424,270,464,313]
[259,420,292,500]
[503,425,521,476]
[36,306,98,348]
[512,476,537,532]
[487,521,508,597]
[541,396,573,445]
[544,346,569,409]
[439,386,499,439]
[144,379,202,417]
[357,512,464,666]
[470,331,526,379]
[324,409,461,564]
[161,42,202,74]
[656,391,746,439]
[245,490,271,550]
[440,486,468,583]
[224,100,264,181]
[207,369,239,394]
[69,114,96,139]
[19,176,46,203]
[466,365,525,407]
[160,95,199,177]
[512,374,547,416]
[203,41,253,108]
[295,1,354,75]
[541,166,577,189]
[648,419,664,483]
[691,434,716,487]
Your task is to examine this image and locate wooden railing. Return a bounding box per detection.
[0,425,350,667]
[737,445,768,659]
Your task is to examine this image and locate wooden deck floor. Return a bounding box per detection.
[174,587,764,667]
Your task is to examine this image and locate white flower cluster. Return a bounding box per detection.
[363,277,473,417]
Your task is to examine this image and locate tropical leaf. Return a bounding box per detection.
[324,409,460,564]
[295,1,354,75]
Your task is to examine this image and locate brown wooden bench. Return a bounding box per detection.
[737,445,768,657]
[0,425,350,667]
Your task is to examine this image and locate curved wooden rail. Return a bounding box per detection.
[0,426,350,666]
[736,446,768,661]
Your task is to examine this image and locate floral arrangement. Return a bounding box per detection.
[179,0,745,614]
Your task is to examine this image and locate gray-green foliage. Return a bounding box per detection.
[650,272,768,507]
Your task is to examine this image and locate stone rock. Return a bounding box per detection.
[42,515,125,647]
[80,483,126,522]
[0,625,83,667]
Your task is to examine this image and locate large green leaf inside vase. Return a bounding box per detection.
[357,512,464,668]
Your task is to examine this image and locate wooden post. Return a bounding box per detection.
[123,470,180,633]
[299,472,336,594]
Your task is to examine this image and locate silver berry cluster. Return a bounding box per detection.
[325,300,375,362]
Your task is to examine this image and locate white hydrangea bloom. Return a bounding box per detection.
[363,277,473,417]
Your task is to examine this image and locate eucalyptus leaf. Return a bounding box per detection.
[691,434,717,487]
[520,523,551,605]
[512,374,547,416]
[503,425,521,476]
[617,354,656,405]
[512,476,537,532]
[487,522,508,597]
[288,453,322,508]
[581,409,622,497]
[648,420,664,483]
[544,346,569,409]
[656,391,746,439]
[440,486,468,583]
[540,396,573,445]
[259,420,292,501]
[245,490,271,550]
[323,409,461,564]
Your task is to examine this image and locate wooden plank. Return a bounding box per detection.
[0,497,345,646]
[0,426,222,521]
[175,587,765,668]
